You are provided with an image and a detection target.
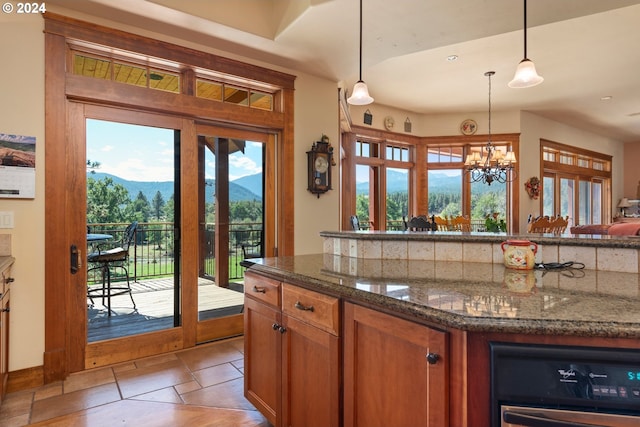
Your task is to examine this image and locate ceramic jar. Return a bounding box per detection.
[501,239,538,270]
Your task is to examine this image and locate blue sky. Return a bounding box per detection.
[86,119,262,182]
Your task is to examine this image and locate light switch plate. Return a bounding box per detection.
[0,211,14,229]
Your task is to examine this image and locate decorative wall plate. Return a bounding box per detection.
[460,119,477,135]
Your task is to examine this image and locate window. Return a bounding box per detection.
[354,137,412,230]
[541,140,611,226]
[346,130,519,232]
[73,52,275,110]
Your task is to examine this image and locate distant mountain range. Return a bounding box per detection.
[87,172,263,202]
[357,169,503,194]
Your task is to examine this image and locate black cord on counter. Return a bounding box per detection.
[534,261,586,278]
[535,261,585,270]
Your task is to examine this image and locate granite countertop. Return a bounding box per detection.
[246,254,640,339]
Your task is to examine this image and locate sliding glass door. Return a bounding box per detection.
[85,118,180,342]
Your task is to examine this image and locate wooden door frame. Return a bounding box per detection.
[44,13,295,382]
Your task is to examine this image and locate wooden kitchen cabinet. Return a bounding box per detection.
[244,272,281,426]
[244,272,341,427]
[0,262,13,402]
[343,302,449,427]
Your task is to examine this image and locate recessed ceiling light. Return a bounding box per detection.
[447,55,458,61]
[600,95,613,101]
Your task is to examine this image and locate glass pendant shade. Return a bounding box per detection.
[347,80,374,105]
[508,58,544,88]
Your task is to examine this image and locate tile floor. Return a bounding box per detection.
[0,336,271,426]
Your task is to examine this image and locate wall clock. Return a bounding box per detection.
[307,137,333,197]
[384,115,395,131]
[460,119,477,135]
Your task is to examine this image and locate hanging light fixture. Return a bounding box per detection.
[347,0,374,105]
[465,71,517,185]
[508,0,543,88]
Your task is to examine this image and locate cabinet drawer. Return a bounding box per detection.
[282,283,340,336]
[244,272,281,308]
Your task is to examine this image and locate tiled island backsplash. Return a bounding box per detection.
[321,231,640,274]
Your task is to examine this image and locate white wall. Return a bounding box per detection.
[0,13,46,370]
[294,75,340,255]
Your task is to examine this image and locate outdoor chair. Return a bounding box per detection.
[433,215,450,231]
[87,221,138,315]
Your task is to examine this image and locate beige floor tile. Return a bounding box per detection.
[181,378,255,411]
[177,341,243,372]
[0,390,33,421]
[115,359,193,399]
[175,380,202,395]
[63,366,115,393]
[5,337,257,426]
[131,386,183,404]
[193,363,243,388]
[30,383,121,423]
[33,382,63,401]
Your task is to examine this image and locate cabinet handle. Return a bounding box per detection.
[252,286,266,293]
[1,307,9,313]
[4,277,14,284]
[294,301,314,312]
[426,352,439,365]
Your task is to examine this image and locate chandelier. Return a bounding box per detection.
[464,71,517,185]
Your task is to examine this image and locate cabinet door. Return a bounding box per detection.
[281,314,340,427]
[244,296,281,426]
[343,303,448,427]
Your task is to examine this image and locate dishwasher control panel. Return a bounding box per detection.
[490,342,640,424]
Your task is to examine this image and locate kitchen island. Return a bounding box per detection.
[244,232,640,427]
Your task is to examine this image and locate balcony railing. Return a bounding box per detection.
[87,221,263,284]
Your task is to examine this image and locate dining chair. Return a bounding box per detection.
[406,216,432,231]
[450,215,472,232]
[433,216,450,231]
[528,215,568,234]
[87,221,138,315]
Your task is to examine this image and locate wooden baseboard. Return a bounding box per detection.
[7,365,44,393]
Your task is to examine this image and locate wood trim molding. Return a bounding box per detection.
[43,13,296,90]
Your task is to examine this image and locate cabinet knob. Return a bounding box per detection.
[272,323,280,331]
[278,326,287,334]
[426,352,439,365]
[0,307,8,313]
[4,277,14,284]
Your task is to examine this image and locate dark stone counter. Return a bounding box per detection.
[246,253,640,339]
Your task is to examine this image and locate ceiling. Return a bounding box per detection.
[47,0,640,142]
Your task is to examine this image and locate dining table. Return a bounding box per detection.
[87,233,113,243]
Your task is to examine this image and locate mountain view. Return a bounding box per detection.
[87,172,263,202]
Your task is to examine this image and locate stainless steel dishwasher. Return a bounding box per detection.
[490,342,640,427]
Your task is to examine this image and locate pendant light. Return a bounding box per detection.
[347,0,374,105]
[508,0,543,88]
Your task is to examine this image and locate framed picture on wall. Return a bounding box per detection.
[0,132,36,199]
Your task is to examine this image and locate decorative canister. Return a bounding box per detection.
[501,239,538,270]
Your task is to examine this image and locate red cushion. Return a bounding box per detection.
[607,222,640,236]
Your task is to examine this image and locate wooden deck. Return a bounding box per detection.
[87,277,244,342]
